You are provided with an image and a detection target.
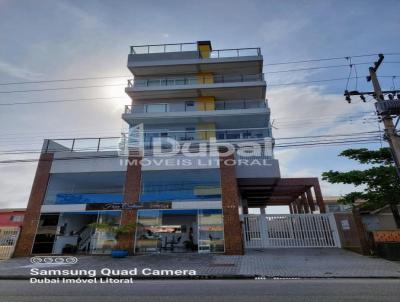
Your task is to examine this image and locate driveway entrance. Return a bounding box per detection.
[241,214,341,248]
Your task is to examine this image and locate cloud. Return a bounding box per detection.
[55,0,100,29]
[0,163,36,208]
[258,17,309,46]
[0,60,43,80]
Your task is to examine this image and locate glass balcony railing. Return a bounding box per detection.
[130,43,261,57]
[124,99,267,114]
[143,128,271,145]
[127,74,264,88]
[42,127,271,154]
[210,48,261,58]
[130,43,198,54]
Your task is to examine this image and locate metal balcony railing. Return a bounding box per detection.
[124,99,267,114]
[127,74,264,88]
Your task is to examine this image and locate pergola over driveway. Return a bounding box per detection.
[237,177,325,213]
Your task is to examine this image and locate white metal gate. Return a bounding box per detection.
[242,214,341,248]
[0,227,20,259]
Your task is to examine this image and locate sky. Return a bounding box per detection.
[0,0,399,209]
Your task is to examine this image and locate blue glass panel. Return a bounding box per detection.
[140,183,221,202]
[55,193,123,204]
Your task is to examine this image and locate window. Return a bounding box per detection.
[10,215,24,222]
[145,104,168,113]
[185,101,195,111]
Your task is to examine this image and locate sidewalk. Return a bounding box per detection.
[0,248,399,279]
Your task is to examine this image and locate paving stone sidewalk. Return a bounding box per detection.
[0,248,399,279]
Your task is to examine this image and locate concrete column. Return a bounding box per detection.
[352,207,370,255]
[289,204,294,214]
[306,188,315,213]
[220,152,244,255]
[119,154,142,255]
[301,193,310,214]
[260,206,266,215]
[291,202,298,214]
[313,181,326,213]
[242,199,249,215]
[296,199,304,214]
[14,153,54,257]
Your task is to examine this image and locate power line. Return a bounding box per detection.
[0,130,383,155]
[0,75,382,97]
[0,76,130,86]
[0,52,399,87]
[0,61,378,87]
[0,137,383,165]
[0,55,378,86]
[263,53,383,66]
[0,96,128,106]
[0,83,125,94]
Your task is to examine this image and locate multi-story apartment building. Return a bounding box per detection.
[14,41,326,256]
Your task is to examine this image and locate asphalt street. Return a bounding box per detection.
[0,279,399,302]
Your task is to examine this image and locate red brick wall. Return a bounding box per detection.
[219,153,244,255]
[14,153,53,257]
[119,155,142,254]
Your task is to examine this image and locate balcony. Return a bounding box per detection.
[125,74,266,100]
[141,127,271,147]
[122,99,269,126]
[128,42,263,76]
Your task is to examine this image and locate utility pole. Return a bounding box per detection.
[344,54,400,228]
[344,54,400,176]
[367,55,400,176]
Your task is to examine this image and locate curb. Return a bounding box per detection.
[1,275,400,280]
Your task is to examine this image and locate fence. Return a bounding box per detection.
[242,214,341,248]
[0,227,20,259]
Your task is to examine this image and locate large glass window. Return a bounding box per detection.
[43,172,125,205]
[135,209,224,254]
[140,169,221,202]
[145,104,168,113]
[32,214,59,254]
[90,212,121,254]
[198,209,224,253]
[32,211,122,255]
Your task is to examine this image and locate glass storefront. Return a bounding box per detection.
[32,211,121,255]
[32,209,225,255]
[135,209,224,254]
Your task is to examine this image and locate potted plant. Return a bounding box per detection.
[89,222,137,258]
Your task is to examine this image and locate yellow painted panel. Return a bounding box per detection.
[198,44,211,58]
[197,72,213,85]
[197,96,215,111]
[198,123,215,140]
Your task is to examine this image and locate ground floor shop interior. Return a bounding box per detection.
[32,209,224,255]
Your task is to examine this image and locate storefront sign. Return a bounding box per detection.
[85,202,172,211]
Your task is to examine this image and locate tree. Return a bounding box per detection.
[322,148,400,228]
